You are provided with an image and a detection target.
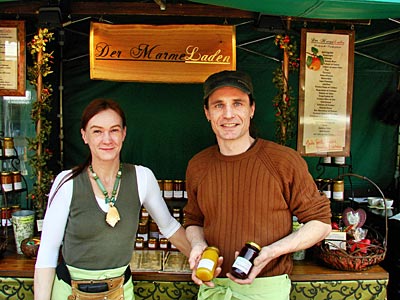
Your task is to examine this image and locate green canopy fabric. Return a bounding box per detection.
[190,0,400,19]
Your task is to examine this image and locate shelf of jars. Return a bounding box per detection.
[131,179,190,274]
[1,135,29,256]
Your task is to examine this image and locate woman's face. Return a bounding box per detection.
[81,109,126,163]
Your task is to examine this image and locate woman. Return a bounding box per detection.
[34,98,191,300]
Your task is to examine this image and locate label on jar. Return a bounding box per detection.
[164,190,173,199]
[13,181,22,190]
[2,183,13,192]
[323,190,331,198]
[232,257,252,274]
[197,258,215,271]
[333,191,344,201]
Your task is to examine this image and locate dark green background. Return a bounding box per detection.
[59,19,398,194]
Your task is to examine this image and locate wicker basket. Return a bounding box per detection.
[316,173,389,271]
[316,238,386,271]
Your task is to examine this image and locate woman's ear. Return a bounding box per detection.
[81,128,88,144]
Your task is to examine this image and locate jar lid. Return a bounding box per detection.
[205,246,220,255]
[246,241,261,251]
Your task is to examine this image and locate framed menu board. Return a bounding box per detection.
[297,28,354,157]
[0,20,26,96]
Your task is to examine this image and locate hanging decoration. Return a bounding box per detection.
[26,28,55,219]
[272,34,299,145]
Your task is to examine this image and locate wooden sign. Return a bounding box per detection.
[90,23,236,83]
[297,29,354,157]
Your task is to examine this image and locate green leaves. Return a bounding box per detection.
[272,35,299,146]
[26,28,55,220]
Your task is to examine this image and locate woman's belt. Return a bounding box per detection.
[56,260,132,286]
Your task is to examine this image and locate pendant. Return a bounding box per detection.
[106,203,120,227]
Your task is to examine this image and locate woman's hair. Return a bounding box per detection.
[49,98,126,206]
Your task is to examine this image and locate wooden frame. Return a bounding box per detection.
[0,20,25,96]
[297,28,354,157]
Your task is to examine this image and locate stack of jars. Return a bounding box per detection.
[135,206,182,251]
[157,179,187,200]
[315,177,344,202]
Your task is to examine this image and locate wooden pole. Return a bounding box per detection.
[36,35,43,211]
[281,18,291,143]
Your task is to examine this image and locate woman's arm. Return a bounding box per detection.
[34,171,73,298]
[34,268,55,300]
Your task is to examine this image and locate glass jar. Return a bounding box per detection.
[3,137,15,157]
[231,242,261,279]
[172,208,181,223]
[148,237,158,249]
[196,246,220,282]
[1,171,13,192]
[163,180,173,200]
[314,178,324,192]
[173,180,184,199]
[1,207,12,226]
[334,156,345,165]
[135,237,144,250]
[159,238,169,249]
[322,179,332,199]
[183,180,187,199]
[333,179,344,201]
[137,220,149,243]
[149,219,159,239]
[12,171,22,190]
[140,206,149,220]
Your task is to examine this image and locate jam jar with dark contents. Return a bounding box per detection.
[231,242,261,279]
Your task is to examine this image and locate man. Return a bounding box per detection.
[184,70,331,300]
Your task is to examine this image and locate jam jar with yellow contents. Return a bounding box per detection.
[195,246,220,282]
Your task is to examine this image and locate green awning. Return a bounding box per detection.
[190,0,400,19]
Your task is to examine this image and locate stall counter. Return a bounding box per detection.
[0,246,388,300]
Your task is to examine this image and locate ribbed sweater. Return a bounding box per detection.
[184,139,331,277]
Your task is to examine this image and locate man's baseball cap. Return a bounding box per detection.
[203,70,254,99]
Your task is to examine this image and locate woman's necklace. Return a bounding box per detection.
[89,164,122,227]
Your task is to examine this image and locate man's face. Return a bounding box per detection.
[205,86,255,144]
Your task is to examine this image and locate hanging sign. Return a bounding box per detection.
[297,28,354,157]
[90,23,236,83]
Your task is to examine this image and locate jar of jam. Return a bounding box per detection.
[159,238,169,249]
[183,180,187,199]
[163,180,173,200]
[231,242,261,279]
[12,171,22,190]
[3,137,15,157]
[334,156,345,165]
[149,219,159,239]
[314,178,324,192]
[173,180,184,199]
[135,237,144,249]
[140,206,149,220]
[1,171,13,192]
[1,207,12,226]
[196,246,220,282]
[322,179,332,199]
[148,237,158,249]
[333,179,344,201]
[172,208,181,223]
[137,220,149,243]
